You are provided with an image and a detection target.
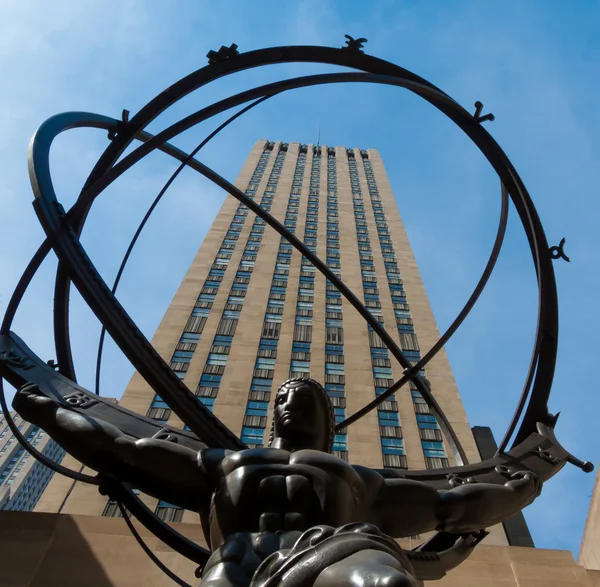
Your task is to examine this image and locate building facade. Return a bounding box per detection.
[0,409,66,512]
[36,140,496,535]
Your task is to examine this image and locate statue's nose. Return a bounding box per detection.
[286,391,297,407]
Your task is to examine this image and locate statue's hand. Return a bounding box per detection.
[12,383,57,423]
[504,469,542,502]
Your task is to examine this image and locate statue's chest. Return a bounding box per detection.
[216,451,353,532]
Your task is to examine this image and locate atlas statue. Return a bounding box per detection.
[0,37,593,587]
[14,378,540,586]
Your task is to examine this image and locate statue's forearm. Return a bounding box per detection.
[437,473,541,533]
[375,471,540,537]
[12,388,209,510]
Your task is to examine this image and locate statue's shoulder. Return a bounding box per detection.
[199,447,235,475]
[351,464,385,491]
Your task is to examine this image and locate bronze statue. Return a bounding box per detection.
[13,378,541,587]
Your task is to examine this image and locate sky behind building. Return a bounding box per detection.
[1,0,598,556]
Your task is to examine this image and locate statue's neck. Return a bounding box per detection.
[270,437,294,451]
[270,434,324,452]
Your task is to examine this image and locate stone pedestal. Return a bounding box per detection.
[0,511,597,586]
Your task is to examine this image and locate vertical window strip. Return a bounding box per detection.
[239,146,304,447]
[347,151,405,469]
[290,147,317,378]
[361,156,447,469]
[324,149,348,461]
[195,146,288,416]
[146,148,284,423]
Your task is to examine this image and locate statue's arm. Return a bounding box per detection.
[435,471,541,534]
[12,385,214,511]
[365,467,541,537]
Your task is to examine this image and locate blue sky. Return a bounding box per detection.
[2,0,599,557]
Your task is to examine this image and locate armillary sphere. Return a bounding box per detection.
[0,38,591,586]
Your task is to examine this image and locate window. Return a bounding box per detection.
[259,338,278,351]
[171,350,193,362]
[333,407,346,423]
[217,318,238,336]
[381,438,404,455]
[199,373,222,388]
[155,501,183,523]
[397,323,415,333]
[228,296,245,305]
[265,313,282,323]
[246,401,268,417]
[198,397,215,411]
[378,411,399,424]
[325,363,345,374]
[214,335,233,347]
[294,324,312,342]
[255,357,276,370]
[290,360,310,373]
[372,366,393,378]
[262,321,281,339]
[325,344,343,355]
[177,332,199,349]
[403,350,421,362]
[198,293,215,303]
[292,341,311,353]
[251,377,273,392]
[241,427,265,445]
[333,434,347,451]
[422,440,444,450]
[207,353,228,366]
[295,315,313,325]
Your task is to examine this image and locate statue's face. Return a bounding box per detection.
[273,380,328,450]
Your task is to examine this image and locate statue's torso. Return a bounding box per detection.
[203,447,375,546]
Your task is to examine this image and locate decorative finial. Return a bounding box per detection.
[473,101,495,123]
[343,34,368,53]
[207,44,239,65]
[549,238,570,262]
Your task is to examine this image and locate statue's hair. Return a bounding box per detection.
[268,378,335,453]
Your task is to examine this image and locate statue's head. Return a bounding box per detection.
[269,378,335,453]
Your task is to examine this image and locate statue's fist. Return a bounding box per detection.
[506,470,542,500]
[12,383,56,422]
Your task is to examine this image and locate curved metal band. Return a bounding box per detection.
[30,69,557,463]
[47,48,557,452]
[10,47,556,474]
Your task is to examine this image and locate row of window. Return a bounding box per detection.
[361,156,449,470]
[239,147,306,446]
[347,153,405,470]
[136,144,289,521]
[147,146,286,426]
[325,153,348,459]
[289,152,320,384]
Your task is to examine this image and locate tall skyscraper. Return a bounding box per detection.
[0,410,65,512]
[35,140,499,541]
